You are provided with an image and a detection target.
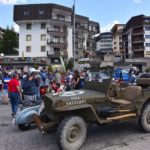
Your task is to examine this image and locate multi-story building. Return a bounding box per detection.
[111,24,125,58]
[0,27,5,39]
[123,15,150,58]
[96,32,113,54]
[13,3,99,65]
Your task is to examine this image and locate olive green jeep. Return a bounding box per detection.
[34,67,150,150]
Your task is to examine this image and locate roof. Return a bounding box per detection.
[111,24,125,32]
[123,15,144,32]
[14,3,73,22]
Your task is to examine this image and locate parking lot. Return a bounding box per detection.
[1,104,150,150]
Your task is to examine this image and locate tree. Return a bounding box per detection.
[65,58,74,70]
[47,65,53,73]
[0,38,3,53]
[1,27,19,55]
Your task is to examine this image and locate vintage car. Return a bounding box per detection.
[34,67,150,150]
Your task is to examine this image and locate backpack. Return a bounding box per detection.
[22,80,35,95]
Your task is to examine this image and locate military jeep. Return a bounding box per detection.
[34,67,150,150]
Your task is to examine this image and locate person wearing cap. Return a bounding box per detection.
[8,73,21,117]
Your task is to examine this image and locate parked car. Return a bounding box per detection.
[90,71,109,82]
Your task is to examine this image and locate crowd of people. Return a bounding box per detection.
[0,65,143,117]
[0,68,88,117]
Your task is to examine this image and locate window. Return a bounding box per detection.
[39,10,44,15]
[93,26,97,32]
[145,51,150,55]
[89,26,92,31]
[54,37,60,43]
[26,46,31,52]
[26,23,31,30]
[145,19,150,24]
[57,15,65,21]
[145,35,150,39]
[146,43,150,47]
[41,23,46,29]
[145,27,150,31]
[54,26,60,32]
[41,46,46,52]
[41,34,46,41]
[26,35,31,41]
[24,10,29,16]
[92,43,95,48]
[51,57,61,64]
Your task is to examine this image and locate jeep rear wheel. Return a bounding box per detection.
[57,116,87,150]
[139,102,150,132]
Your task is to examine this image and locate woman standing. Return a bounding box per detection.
[73,70,81,90]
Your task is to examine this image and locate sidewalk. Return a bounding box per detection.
[104,137,150,150]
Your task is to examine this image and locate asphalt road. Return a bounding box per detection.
[0,104,150,150]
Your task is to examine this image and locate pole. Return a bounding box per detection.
[73,0,76,66]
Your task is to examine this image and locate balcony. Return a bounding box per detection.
[49,19,71,26]
[132,37,144,44]
[47,28,66,37]
[87,38,94,42]
[47,39,67,48]
[132,31,144,36]
[132,40,144,44]
[47,50,54,56]
[132,47,144,52]
[76,27,88,32]
[87,47,95,51]
[76,45,84,50]
[47,50,64,57]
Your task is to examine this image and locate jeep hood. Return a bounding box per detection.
[45,89,106,102]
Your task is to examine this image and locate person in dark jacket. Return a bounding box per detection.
[22,73,36,102]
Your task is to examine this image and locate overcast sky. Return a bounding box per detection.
[0,0,150,32]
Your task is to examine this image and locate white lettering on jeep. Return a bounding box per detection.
[60,91,84,97]
[66,99,86,106]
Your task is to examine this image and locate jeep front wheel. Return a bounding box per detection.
[139,102,150,132]
[57,116,87,150]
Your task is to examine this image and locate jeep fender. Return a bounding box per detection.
[139,98,150,115]
[55,104,106,125]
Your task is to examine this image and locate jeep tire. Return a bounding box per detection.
[139,102,150,132]
[57,116,87,150]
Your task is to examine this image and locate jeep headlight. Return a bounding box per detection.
[38,102,45,115]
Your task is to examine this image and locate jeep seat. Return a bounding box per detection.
[109,86,142,105]
[136,78,150,87]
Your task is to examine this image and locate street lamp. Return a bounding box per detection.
[73,0,76,66]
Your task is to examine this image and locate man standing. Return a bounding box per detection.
[22,72,36,102]
[8,73,21,117]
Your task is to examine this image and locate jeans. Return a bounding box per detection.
[9,92,19,114]
[35,87,41,100]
